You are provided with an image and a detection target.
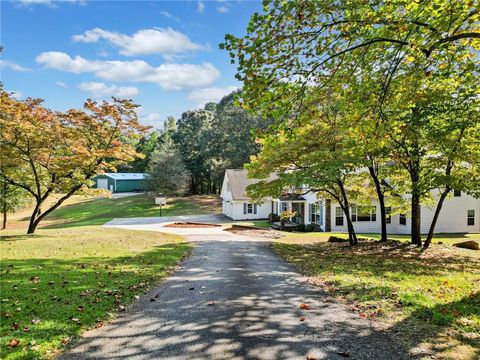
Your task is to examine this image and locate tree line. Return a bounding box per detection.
[222,0,480,248]
[122,91,271,196]
[0,89,266,232]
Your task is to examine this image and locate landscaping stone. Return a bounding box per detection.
[452,240,479,250]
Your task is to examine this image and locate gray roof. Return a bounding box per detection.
[225,169,276,201]
[104,173,147,180]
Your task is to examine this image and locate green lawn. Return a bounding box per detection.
[279,231,480,247]
[274,237,480,359]
[43,194,221,228]
[0,227,190,359]
[0,194,222,359]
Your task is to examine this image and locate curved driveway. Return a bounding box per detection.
[61,215,411,360]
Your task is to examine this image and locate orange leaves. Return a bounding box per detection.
[299,303,311,310]
[8,338,20,348]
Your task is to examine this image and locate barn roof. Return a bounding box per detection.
[104,173,147,180]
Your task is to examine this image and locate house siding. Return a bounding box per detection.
[329,192,480,234]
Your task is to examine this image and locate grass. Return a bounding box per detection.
[5,194,221,230]
[0,227,190,359]
[0,194,222,359]
[274,236,480,359]
[44,194,221,228]
[279,231,480,247]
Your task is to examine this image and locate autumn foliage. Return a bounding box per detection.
[0,90,148,233]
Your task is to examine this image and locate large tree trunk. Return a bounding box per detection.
[2,208,6,230]
[27,200,42,234]
[368,166,387,242]
[338,180,357,245]
[411,192,422,246]
[410,163,422,247]
[423,189,451,248]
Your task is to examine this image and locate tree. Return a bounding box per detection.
[0,176,30,229]
[0,91,147,234]
[147,135,190,195]
[247,94,363,245]
[172,109,215,194]
[117,131,160,173]
[223,0,479,246]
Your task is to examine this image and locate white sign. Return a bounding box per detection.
[155,197,167,206]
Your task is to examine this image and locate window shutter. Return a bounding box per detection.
[243,203,247,214]
[254,204,257,214]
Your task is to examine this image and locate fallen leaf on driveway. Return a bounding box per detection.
[306,355,316,360]
[336,352,350,357]
[299,303,311,310]
[207,302,215,306]
[189,287,195,290]
[299,316,306,321]
[359,313,367,318]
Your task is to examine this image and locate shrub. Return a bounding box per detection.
[268,213,280,223]
[296,223,306,232]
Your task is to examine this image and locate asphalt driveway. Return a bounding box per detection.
[61,216,411,360]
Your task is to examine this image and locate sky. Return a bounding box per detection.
[0,0,262,128]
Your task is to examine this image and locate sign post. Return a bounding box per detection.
[155,197,167,217]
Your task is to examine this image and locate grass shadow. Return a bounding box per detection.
[1,243,190,359]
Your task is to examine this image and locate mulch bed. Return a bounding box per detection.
[225,225,285,239]
[164,222,221,228]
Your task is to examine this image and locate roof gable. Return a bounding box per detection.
[224,169,276,201]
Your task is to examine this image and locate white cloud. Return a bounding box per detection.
[188,86,237,107]
[56,81,68,87]
[0,60,31,72]
[136,108,162,128]
[160,11,179,22]
[36,52,220,90]
[78,82,139,98]
[216,5,229,13]
[17,0,86,7]
[72,27,202,57]
[197,1,205,13]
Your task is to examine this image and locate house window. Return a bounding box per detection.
[399,214,407,225]
[351,206,377,222]
[243,203,257,215]
[274,202,278,215]
[335,207,344,226]
[385,207,392,224]
[281,202,288,212]
[467,210,475,226]
[310,202,323,225]
[454,189,461,197]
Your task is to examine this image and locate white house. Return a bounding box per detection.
[220,169,480,234]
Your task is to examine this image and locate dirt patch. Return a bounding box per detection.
[225,225,284,239]
[164,222,221,228]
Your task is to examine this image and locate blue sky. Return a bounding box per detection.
[0,0,262,127]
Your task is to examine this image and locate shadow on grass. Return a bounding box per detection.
[275,240,480,358]
[0,243,189,360]
[388,292,480,359]
[0,234,49,242]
